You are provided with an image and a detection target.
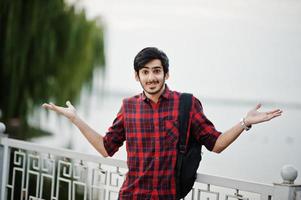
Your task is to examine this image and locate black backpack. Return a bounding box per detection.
[175,93,202,199]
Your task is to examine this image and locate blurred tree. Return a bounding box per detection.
[0,0,105,136]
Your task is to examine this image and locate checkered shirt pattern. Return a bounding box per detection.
[103,86,221,200]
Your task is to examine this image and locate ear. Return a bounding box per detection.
[135,71,139,81]
[165,72,169,80]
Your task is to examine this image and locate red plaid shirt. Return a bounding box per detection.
[103,86,221,200]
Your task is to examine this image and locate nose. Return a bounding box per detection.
[147,72,156,82]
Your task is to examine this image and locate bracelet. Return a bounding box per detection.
[240,118,252,131]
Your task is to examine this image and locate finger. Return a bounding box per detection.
[42,103,67,116]
[42,103,52,110]
[42,103,48,108]
[49,102,67,113]
[267,111,282,120]
[48,102,59,112]
[253,103,261,111]
[266,109,282,114]
[42,103,56,110]
[66,100,75,109]
[269,113,282,120]
[274,110,283,115]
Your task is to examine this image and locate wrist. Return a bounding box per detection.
[240,117,252,131]
[243,117,252,127]
[69,115,79,124]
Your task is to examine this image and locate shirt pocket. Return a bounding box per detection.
[164,120,179,150]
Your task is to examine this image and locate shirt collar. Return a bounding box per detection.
[141,84,171,102]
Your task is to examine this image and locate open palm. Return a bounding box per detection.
[245,104,282,126]
[42,101,77,121]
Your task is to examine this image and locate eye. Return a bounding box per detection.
[153,69,162,74]
[141,70,149,75]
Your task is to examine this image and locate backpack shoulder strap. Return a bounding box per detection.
[178,93,193,153]
[176,93,193,199]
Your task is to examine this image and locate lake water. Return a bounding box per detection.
[32,0,301,185]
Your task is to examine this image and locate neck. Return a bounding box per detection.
[144,84,166,103]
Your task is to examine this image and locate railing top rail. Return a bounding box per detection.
[0,136,128,168]
[196,173,275,195]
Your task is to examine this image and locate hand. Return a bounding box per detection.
[42,101,77,122]
[244,103,282,126]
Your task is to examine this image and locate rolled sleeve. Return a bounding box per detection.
[103,106,126,157]
[190,97,221,151]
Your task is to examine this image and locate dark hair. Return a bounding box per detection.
[134,47,169,74]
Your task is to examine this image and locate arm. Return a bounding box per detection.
[212,104,282,153]
[42,101,109,157]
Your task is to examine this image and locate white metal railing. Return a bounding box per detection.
[0,136,127,200]
[0,123,300,200]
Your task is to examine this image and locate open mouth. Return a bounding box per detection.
[147,82,159,86]
[148,84,158,89]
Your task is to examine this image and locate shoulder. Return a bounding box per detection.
[179,92,203,111]
[169,89,181,99]
[178,92,202,104]
[122,94,141,105]
[191,95,204,112]
[171,90,202,103]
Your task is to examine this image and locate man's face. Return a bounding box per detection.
[135,59,169,95]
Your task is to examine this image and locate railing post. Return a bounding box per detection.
[0,122,8,200]
[273,165,301,200]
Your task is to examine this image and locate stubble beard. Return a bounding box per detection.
[142,81,165,95]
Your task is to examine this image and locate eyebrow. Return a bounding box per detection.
[141,66,163,70]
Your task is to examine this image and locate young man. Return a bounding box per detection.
[43,47,282,200]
